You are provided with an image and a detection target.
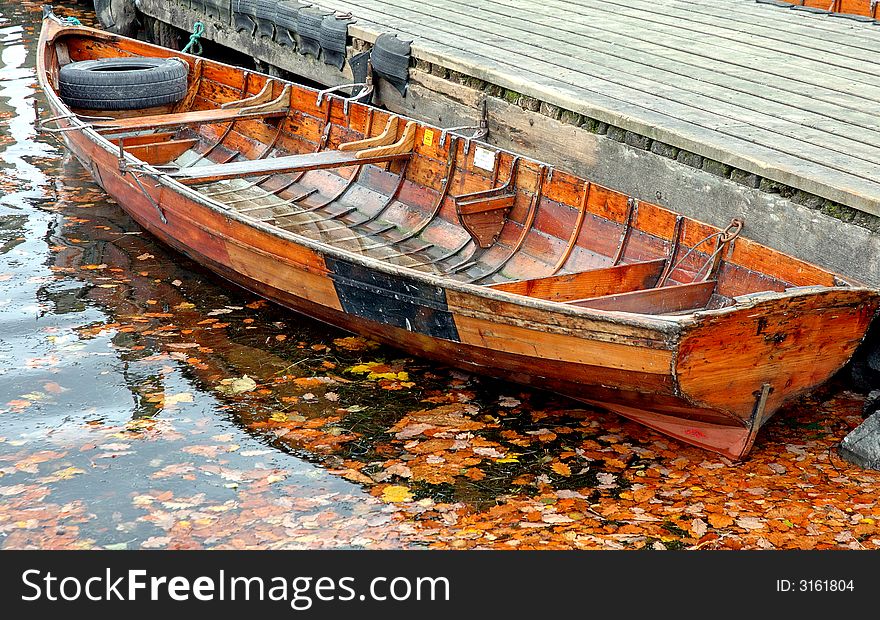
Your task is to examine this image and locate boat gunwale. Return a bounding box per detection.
[36,18,875,338]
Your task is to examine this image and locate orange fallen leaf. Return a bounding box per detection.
[551,462,571,477]
[708,514,735,529]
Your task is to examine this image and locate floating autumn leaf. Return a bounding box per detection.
[381,485,413,503]
[333,336,379,352]
[691,518,708,539]
[217,375,257,395]
[136,253,154,260]
[43,467,86,482]
[293,376,336,388]
[551,462,571,477]
[163,392,194,407]
[42,382,67,394]
[735,516,766,531]
[631,487,655,503]
[5,399,32,411]
[173,302,195,310]
[336,468,374,485]
[495,454,521,463]
[708,513,735,529]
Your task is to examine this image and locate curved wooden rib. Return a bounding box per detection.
[185,73,256,169]
[612,198,637,266]
[551,180,591,275]
[220,76,270,110]
[290,108,375,212]
[172,57,203,113]
[469,165,547,284]
[656,215,685,287]
[360,136,460,251]
[284,159,411,239]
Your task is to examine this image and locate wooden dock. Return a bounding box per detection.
[302,0,880,217]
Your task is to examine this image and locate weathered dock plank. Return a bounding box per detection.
[300,0,880,216]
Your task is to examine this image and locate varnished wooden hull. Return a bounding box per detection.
[37,15,880,459]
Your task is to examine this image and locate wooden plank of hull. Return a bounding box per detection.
[570,280,717,314]
[490,258,666,301]
[123,138,198,165]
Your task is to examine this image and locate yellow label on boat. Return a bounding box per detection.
[422,129,435,147]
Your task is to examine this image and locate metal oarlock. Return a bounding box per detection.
[37,111,113,134]
[315,77,374,115]
[114,137,168,225]
[439,99,489,155]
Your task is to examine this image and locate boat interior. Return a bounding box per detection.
[49,32,847,317]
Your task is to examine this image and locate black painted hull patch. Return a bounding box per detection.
[325,257,460,342]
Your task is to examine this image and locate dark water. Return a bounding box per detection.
[0,1,418,549]
[2,1,878,551]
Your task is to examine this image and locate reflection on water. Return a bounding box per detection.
[2,1,879,551]
[0,0,413,550]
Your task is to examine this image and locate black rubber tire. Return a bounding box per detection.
[275,0,306,32]
[254,0,277,20]
[59,57,188,110]
[235,0,258,17]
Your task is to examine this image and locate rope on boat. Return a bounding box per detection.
[62,16,82,26]
[182,22,205,56]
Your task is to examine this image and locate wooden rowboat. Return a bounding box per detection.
[36,11,880,459]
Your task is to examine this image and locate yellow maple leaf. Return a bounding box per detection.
[49,467,85,481]
[369,372,400,381]
[381,485,413,503]
[495,453,521,463]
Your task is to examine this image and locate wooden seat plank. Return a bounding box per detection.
[94,107,287,133]
[170,150,411,183]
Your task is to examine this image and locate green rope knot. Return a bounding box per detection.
[62,16,82,26]
[181,21,205,56]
